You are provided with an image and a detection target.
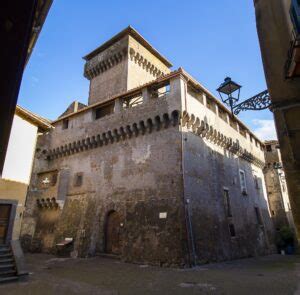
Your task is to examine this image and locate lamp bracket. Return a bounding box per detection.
[232,90,271,115]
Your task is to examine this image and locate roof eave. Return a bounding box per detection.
[16,105,52,131]
[83,26,173,68]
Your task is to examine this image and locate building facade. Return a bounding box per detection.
[254,0,300,242]
[264,140,295,231]
[0,106,51,244]
[20,27,275,266]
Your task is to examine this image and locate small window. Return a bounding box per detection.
[254,207,263,226]
[266,145,272,152]
[223,189,232,217]
[239,170,247,195]
[254,175,260,189]
[151,82,170,98]
[94,103,114,120]
[122,93,143,109]
[62,119,69,130]
[206,97,216,113]
[229,224,236,237]
[218,108,228,122]
[187,87,203,104]
[74,172,83,187]
[239,127,247,138]
[229,118,238,131]
[271,210,275,216]
[51,173,58,186]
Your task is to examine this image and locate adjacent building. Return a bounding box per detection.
[264,140,295,231]
[20,27,275,266]
[254,0,300,242]
[0,106,51,244]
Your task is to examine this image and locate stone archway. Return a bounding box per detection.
[104,210,122,255]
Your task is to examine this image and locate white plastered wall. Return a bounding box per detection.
[2,115,38,185]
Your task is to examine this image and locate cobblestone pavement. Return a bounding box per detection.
[1,254,300,295]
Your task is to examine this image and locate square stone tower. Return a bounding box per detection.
[83,26,172,105]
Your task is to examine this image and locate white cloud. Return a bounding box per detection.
[252,119,277,140]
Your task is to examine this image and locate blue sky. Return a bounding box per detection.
[18,0,276,140]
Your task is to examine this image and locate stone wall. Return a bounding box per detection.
[180,86,275,263]
[84,33,171,106]
[21,71,275,266]
[183,134,274,263]
[85,36,129,105]
[21,81,188,266]
[127,35,171,90]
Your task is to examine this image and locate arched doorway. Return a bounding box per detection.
[105,210,121,255]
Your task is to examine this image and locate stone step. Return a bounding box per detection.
[0,246,10,250]
[0,259,14,264]
[0,249,10,254]
[0,270,17,278]
[0,276,19,284]
[0,254,13,259]
[0,264,15,271]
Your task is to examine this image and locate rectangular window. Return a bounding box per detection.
[74,172,83,187]
[229,224,236,237]
[223,189,232,217]
[229,118,238,131]
[239,170,247,195]
[254,207,263,226]
[151,82,170,98]
[266,145,272,152]
[239,126,247,138]
[218,107,228,122]
[206,97,216,113]
[94,103,114,120]
[122,93,143,109]
[62,119,69,130]
[51,172,58,186]
[187,87,203,104]
[254,175,260,189]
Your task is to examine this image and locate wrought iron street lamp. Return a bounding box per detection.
[216,77,271,116]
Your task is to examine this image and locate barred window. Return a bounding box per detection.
[239,170,247,195]
[223,189,232,217]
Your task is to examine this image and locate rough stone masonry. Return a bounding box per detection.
[20,26,276,267]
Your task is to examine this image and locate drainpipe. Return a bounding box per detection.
[180,78,197,267]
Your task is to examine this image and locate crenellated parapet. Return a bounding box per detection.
[84,48,128,80]
[47,110,180,160]
[129,47,166,78]
[181,111,265,168]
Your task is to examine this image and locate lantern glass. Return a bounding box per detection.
[217,77,241,96]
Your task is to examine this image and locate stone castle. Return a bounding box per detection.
[20,26,276,267]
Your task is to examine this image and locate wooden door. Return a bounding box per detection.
[105,211,121,255]
[0,205,11,244]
